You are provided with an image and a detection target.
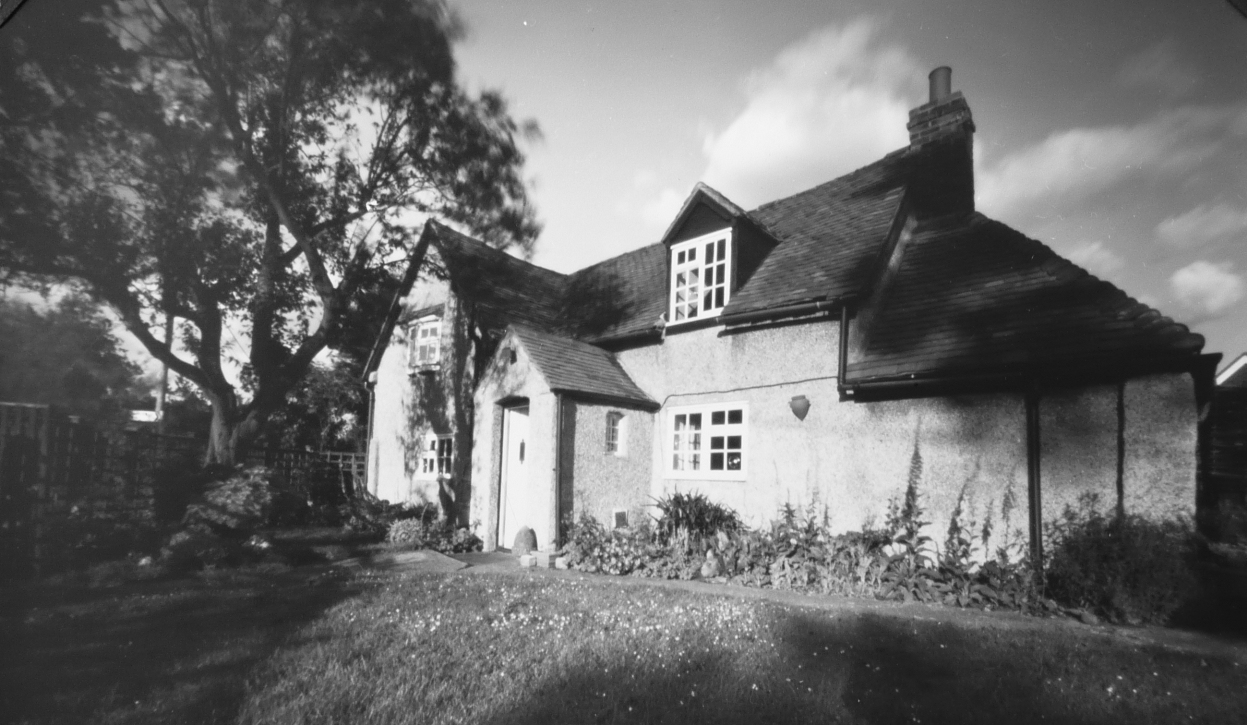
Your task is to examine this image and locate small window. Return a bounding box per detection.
[408,315,441,369]
[667,402,746,479]
[419,434,453,478]
[605,411,626,456]
[669,229,732,325]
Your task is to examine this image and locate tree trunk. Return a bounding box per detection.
[205,399,242,466]
[205,394,273,467]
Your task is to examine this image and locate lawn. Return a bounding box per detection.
[3,563,1246,724]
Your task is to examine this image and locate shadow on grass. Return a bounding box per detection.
[481,607,1244,725]
[0,564,366,725]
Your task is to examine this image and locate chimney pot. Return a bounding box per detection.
[929,66,952,104]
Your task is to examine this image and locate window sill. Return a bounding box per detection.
[662,470,747,482]
[409,363,441,376]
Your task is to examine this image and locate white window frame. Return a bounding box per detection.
[408,314,441,369]
[664,401,747,480]
[605,411,626,457]
[668,229,732,326]
[418,433,453,479]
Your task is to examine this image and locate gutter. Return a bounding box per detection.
[841,352,1219,401]
[550,389,661,413]
[592,327,663,349]
[719,298,836,328]
[837,304,850,397]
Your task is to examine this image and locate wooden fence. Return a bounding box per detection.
[0,402,366,579]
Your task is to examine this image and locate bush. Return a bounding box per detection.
[384,510,482,554]
[1199,500,1247,547]
[1044,494,1197,625]
[560,513,651,575]
[653,492,742,548]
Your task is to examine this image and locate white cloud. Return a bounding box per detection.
[640,187,685,227]
[1065,241,1124,279]
[701,18,918,208]
[1156,203,1247,249]
[977,105,1247,221]
[1116,41,1200,100]
[1170,260,1245,317]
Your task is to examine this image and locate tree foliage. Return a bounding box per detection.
[0,0,540,463]
[0,293,145,421]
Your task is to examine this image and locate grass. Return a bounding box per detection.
[0,563,362,725]
[4,563,1247,724]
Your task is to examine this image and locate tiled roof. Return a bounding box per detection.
[847,214,1205,382]
[565,242,668,342]
[430,223,568,333]
[510,325,658,408]
[728,150,909,316]
[566,151,910,339]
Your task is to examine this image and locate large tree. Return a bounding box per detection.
[1,0,540,464]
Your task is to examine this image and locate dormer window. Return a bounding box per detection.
[669,229,732,324]
[408,314,441,370]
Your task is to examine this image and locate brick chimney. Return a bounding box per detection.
[906,67,975,217]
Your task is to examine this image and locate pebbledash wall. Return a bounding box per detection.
[600,317,1197,558]
[383,293,1196,556]
[368,274,478,521]
[560,399,655,534]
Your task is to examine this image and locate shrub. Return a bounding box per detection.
[1044,494,1197,625]
[384,511,482,554]
[560,513,653,575]
[653,492,742,548]
[1199,500,1247,546]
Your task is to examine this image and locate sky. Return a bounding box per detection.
[450,0,1247,369]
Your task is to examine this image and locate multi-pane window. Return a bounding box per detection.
[605,411,625,456]
[670,230,731,324]
[668,403,746,478]
[420,435,453,477]
[409,316,441,368]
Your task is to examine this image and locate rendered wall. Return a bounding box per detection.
[367,269,478,522]
[610,319,1197,560]
[613,321,1029,558]
[470,337,559,551]
[1037,373,1198,533]
[561,400,655,531]
[1122,373,1198,518]
[1038,383,1120,529]
[367,274,448,506]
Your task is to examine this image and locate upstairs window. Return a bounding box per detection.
[408,315,441,369]
[666,402,747,479]
[419,434,453,478]
[605,411,626,456]
[669,229,731,324]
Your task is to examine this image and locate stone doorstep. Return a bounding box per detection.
[519,551,557,569]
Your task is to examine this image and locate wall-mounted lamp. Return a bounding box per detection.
[789,395,810,421]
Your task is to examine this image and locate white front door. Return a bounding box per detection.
[499,404,531,549]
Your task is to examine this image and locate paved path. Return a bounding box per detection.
[333,549,467,573]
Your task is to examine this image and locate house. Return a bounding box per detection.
[1205,353,1247,520]
[1218,353,1247,388]
[364,67,1218,560]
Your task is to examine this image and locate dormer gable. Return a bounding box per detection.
[660,183,780,328]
